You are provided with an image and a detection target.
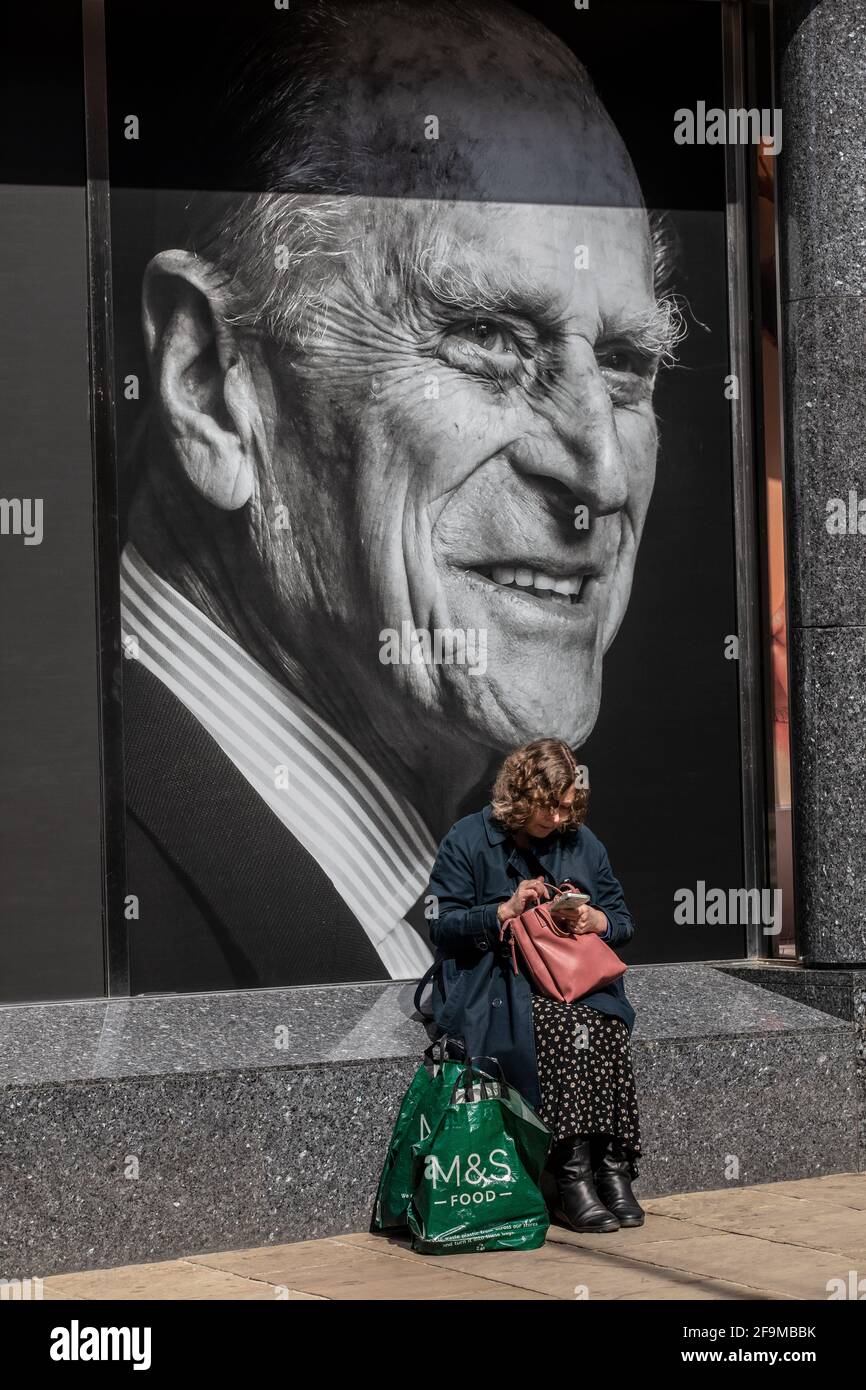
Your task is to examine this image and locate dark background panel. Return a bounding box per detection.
[0,4,105,1001]
[583,210,744,965]
[0,1,88,186]
[526,0,727,214]
[103,0,727,211]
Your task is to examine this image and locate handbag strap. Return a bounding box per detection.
[499,836,549,978]
[413,958,443,1014]
[511,838,581,901]
[499,849,591,973]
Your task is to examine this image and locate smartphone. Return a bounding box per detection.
[549,891,590,912]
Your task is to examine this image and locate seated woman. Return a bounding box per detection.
[422,737,643,1233]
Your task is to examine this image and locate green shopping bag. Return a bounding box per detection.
[406,1057,553,1255]
[371,1037,478,1230]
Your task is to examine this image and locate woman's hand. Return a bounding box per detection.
[552,903,609,937]
[497,877,550,923]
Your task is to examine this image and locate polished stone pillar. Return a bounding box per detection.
[776,0,866,965]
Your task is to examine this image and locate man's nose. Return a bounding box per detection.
[511,349,630,515]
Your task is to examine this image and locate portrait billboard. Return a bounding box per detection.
[104,0,748,992]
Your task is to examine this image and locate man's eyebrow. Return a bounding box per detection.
[409,243,569,329]
[396,228,686,361]
[598,300,686,365]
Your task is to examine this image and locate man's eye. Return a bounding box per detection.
[595,343,658,405]
[451,318,514,353]
[597,344,650,376]
[438,316,529,384]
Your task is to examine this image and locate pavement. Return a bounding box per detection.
[38,1172,866,1301]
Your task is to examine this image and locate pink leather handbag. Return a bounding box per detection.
[498,880,627,1004]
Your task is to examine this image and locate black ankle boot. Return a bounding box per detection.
[550,1134,620,1233]
[593,1139,645,1227]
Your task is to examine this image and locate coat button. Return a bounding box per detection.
[492,998,502,1007]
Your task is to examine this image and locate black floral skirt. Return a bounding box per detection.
[531,996,642,1178]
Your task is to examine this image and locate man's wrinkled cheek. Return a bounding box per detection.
[623,428,658,512]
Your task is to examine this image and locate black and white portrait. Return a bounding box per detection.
[111,0,743,992]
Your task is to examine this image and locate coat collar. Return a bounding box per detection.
[482,802,508,845]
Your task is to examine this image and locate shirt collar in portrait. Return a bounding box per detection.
[119,542,438,980]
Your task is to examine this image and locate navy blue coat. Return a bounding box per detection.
[414,804,636,1111]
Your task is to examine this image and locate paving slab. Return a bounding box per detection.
[754,1174,866,1208]
[43,1260,293,1300]
[194,1238,546,1301]
[596,1231,859,1300]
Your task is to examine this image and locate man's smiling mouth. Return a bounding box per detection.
[468,565,593,606]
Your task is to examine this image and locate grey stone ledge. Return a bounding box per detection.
[0,963,851,1090]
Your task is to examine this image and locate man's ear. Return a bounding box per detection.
[142,249,264,510]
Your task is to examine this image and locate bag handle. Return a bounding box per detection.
[499,876,593,973]
[497,852,558,978]
[423,1037,447,1067]
[423,1036,466,1067]
[448,1055,511,1106]
[413,958,443,1015]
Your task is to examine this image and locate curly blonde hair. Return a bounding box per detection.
[490,738,589,833]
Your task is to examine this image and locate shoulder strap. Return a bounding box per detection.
[413,959,441,1015]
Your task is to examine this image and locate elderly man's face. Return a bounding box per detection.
[260,103,658,754]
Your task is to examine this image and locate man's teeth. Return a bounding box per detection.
[483,566,584,603]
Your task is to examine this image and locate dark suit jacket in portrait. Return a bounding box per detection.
[118,542,438,994]
[123,659,406,992]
